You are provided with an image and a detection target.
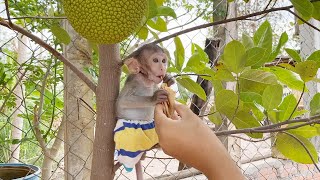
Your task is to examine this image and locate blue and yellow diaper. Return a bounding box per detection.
[114,119,159,172]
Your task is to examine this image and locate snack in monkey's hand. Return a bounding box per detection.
[161,83,176,118]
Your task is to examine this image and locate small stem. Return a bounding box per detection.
[287,83,305,121]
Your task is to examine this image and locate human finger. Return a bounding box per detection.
[154,104,170,124]
[174,102,193,118]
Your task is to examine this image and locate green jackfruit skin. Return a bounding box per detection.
[63,0,148,44]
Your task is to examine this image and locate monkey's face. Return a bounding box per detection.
[147,52,167,84]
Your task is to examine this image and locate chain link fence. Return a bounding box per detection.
[1,0,320,179]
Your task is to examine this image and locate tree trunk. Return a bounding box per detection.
[9,34,28,163]
[90,44,121,180]
[40,119,65,180]
[63,21,94,180]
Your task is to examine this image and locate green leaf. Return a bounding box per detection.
[312,2,320,20]
[177,83,190,104]
[147,17,167,32]
[294,61,319,82]
[148,0,158,18]
[212,80,224,95]
[0,65,6,86]
[287,123,320,138]
[240,92,262,105]
[184,53,206,73]
[215,90,242,118]
[277,94,297,122]
[262,84,283,110]
[214,66,235,82]
[310,93,320,116]
[223,40,246,73]
[242,33,254,50]
[176,77,206,101]
[276,133,318,164]
[197,67,216,81]
[137,26,149,40]
[239,69,278,94]
[232,111,262,139]
[149,29,160,40]
[253,21,272,53]
[208,105,223,126]
[290,0,313,22]
[35,86,64,109]
[245,103,265,121]
[155,0,165,6]
[174,37,185,71]
[270,32,288,61]
[285,48,302,62]
[267,67,304,91]
[50,25,71,45]
[177,83,189,103]
[157,6,177,18]
[193,43,209,63]
[245,47,267,67]
[307,50,320,62]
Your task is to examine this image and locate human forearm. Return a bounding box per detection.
[201,129,245,179]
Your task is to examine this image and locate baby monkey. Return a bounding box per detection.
[114,43,174,180]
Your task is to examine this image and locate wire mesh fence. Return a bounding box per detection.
[1,0,320,179]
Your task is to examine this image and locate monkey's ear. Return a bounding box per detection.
[125,58,140,74]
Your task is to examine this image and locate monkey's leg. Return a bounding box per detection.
[135,160,143,180]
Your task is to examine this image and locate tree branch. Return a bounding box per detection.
[33,105,49,156]
[215,115,320,136]
[0,19,97,93]
[287,9,320,33]
[4,16,67,20]
[4,0,12,25]
[153,6,294,44]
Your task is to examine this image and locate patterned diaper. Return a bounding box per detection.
[114,119,159,172]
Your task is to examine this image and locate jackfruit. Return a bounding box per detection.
[63,0,148,44]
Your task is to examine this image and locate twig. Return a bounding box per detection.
[33,105,49,155]
[215,115,320,136]
[153,6,294,44]
[4,16,67,20]
[173,73,211,78]
[145,168,202,180]
[36,63,51,125]
[287,9,320,33]
[230,135,272,142]
[287,83,305,120]
[0,19,97,93]
[145,156,174,160]
[281,132,320,172]
[4,0,12,25]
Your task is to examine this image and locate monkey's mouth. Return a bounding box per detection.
[157,75,164,80]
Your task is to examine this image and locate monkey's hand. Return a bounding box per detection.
[163,74,175,87]
[152,89,168,104]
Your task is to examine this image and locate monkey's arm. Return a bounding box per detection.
[117,82,167,109]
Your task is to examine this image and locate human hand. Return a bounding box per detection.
[154,103,245,180]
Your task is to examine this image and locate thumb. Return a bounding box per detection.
[154,104,170,124]
[174,102,194,119]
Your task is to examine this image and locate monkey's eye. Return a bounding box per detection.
[153,58,159,63]
[162,59,167,63]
